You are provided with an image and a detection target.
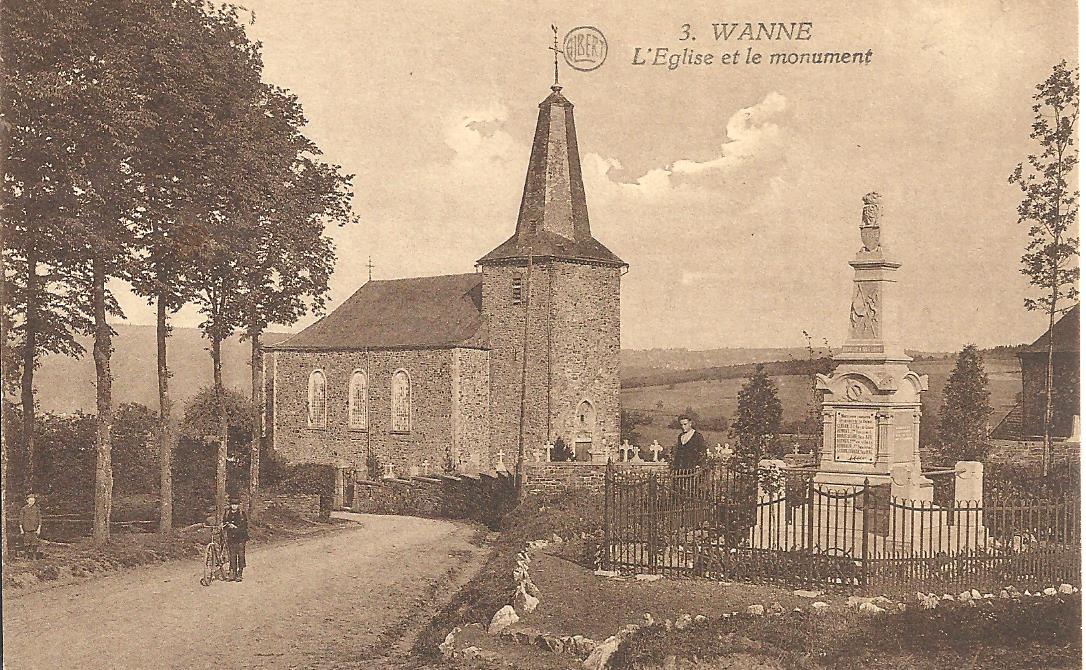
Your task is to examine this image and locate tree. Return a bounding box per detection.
[3,0,154,543]
[802,330,833,458]
[1009,60,1080,476]
[2,0,98,494]
[229,84,354,512]
[124,0,264,535]
[936,345,993,462]
[730,364,783,466]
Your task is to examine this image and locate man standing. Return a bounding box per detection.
[223,495,249,582]
[672,415,708,471]
[18,493,43,560]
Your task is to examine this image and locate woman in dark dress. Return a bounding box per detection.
[672,416,708,471]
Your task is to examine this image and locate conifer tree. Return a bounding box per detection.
[730,364,784,466]
[936,344,993,463]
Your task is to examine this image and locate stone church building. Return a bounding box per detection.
[263,83,625,479]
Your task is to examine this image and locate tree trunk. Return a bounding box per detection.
[156,293,173,535]
[0,48,10,557]
[212,335,228,520]
[20,247,37,493]
[91,258,114,545]
[1042,300,1057,478]
[248,326,262,519]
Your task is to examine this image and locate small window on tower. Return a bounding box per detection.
[512,276,523,304]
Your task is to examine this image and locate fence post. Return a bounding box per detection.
[861,477,871,589]
[648,474,658,572]
[603,459,613,570]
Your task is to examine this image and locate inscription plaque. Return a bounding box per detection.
[834,410,878,463]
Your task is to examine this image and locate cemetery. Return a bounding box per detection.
[594,194,1080,594]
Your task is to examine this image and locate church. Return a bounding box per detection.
[263,82,626,480]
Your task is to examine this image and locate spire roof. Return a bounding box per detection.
[478,86,625,267]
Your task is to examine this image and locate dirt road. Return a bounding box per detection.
[2,513,490,669]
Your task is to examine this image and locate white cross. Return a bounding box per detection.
[619,440,637,462]
[495,449,506,469]
[383,463,395,479]
[649,440,663,462]
[543,442,554,462]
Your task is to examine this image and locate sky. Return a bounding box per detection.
[111,0,1079,352]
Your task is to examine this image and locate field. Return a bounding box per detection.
[622,353,1023,449]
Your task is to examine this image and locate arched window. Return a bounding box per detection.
[307,369,327,428]
[348,370,368,430]
[391,369,411,433]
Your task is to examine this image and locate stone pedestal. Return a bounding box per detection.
[814,193,930,492]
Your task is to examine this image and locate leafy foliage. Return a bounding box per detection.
[935,345,993,462]
[730,365,784,465]
[1008,60,1080,473]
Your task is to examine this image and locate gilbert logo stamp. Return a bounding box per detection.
[563,26,608,71]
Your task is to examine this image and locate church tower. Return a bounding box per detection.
[478,83,625,465]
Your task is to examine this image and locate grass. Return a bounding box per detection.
[622,355,1023,449]
[410,490,604,660]
[2,506,347,592]
[611,594,1082,670]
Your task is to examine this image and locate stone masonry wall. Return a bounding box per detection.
[452,347,491,472]
[550,262,621,457]
[985,439,1080,466]
[270,348,462,478]
[523,461,669,495]
[483,259,621,465]
[353,472,515,530]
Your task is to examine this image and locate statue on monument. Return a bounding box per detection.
[859,191,882,253]
[849,284,879,336]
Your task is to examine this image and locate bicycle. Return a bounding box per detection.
[200,523,230,586]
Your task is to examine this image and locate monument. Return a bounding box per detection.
[814,193,931,499]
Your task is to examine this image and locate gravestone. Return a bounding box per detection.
[814,193,930,495]
[648,440,664,462]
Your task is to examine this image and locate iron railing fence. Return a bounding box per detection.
[603,463,1080,593]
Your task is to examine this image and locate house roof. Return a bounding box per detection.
[267,273,487,351]
[478,86,625,268]
[1021,303,1079,355]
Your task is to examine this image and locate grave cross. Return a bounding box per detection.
[495,449,506,470]
[383,463,395,479]
[619,440,637,462]
[543,442,554,462]
[421,459,430,476]
[649,440,664,462]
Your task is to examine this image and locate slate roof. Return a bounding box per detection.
[268,273,487,351]
[1020,303,1079,355]
[478,86,625,268]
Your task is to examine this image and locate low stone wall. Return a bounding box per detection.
[353,471,515,530]
[523,461,670,495]
[252,492,323,518]
[987,439,1080,466]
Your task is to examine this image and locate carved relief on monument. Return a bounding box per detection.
[859,191,882,252]
[849,283,880,338]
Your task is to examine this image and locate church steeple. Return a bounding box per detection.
[478,84,625,267]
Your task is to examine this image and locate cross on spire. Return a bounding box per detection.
[550,24,561,88]
[366,256,376,282]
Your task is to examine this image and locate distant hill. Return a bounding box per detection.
[29,328,1024,416]
[621,349,957,389]
[32,324,293,414]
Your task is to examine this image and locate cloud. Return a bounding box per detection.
[584,92,789,201]
[444,104,518,166]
